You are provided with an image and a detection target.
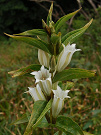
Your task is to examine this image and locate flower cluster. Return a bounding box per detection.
[27,43,80,118]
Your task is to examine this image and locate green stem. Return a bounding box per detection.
[50,94,54,135]
[50,75,54,134]
[50,112,54,135]
[45,113,50,123]
[54,45,56,56]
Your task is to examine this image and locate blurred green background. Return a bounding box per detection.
[0,0,101,135]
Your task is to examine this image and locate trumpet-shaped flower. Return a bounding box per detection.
[38,49,50,68]
[31,66,52,96]
[56,43,81,72]
[28,84,46,102]
[52,86,70,118]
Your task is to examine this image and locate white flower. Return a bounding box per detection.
[56,43,81,72]
[31,66,52,96]
[38,49,50,68]
[52,86,70,118]
[28,84,46,102]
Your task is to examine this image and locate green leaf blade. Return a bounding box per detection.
[14,29,47,36]
[8,64,41,77]
[53,68,95,83]
[61,29,81,43]
[55,8,81,32]
[32,99,52,129]
[10,112,30,125]
[62,19,93,45]
[55,116,84,135]
[24,100,47,135]
[5,33,50,54]
[47,2,53,26]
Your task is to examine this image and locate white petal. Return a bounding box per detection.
[52,96,64,118]
[52,85,70,99]
[28,87,39,101]
[31,66,51,84]
[56,43,81,72]
[28,85,46,101]
[76,49,81,51]
[39,80,52,96]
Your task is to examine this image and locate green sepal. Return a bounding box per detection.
[10,112,30,125]
[62,19,93,45]
[5,33,50,54]
[8,64,41,78]
[14,29,47,36]
[47,2,53,26]
[55,8,81,32]
[55,116,84,135]
[53,68,96,83]
[24,100,48,135]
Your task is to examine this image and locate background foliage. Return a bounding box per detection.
[0,0,100,35]
[0,0,101,135]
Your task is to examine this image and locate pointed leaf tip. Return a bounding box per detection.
[8,64,41,78]
[55,8,81,32]
[47,2,53,25]
[4,33,12,37]
[53,68,95,83]
[62,18,93,45]
[5,33,50,54]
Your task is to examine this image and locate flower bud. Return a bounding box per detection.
[52,86,70,118]
[38,49,50,68]
[28,84,46,102]
[56,43,81,72]
[42,19,51,35]
[49,55,56,73]
[38,79,52,96]
[49,21,55,33]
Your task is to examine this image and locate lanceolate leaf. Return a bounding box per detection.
[62,19,93,45]
[24,100,47,135]
[14,29,47,36]
[47,2,53,26]
[55,8,81,32]
[32,99,52,129]
[53,68,95,83]
[5,33,50,54]
[10,112,30,125]
[37,117,49,128]
[8,64,41,78]
[61,28,82,43]
[55,116,84,135]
